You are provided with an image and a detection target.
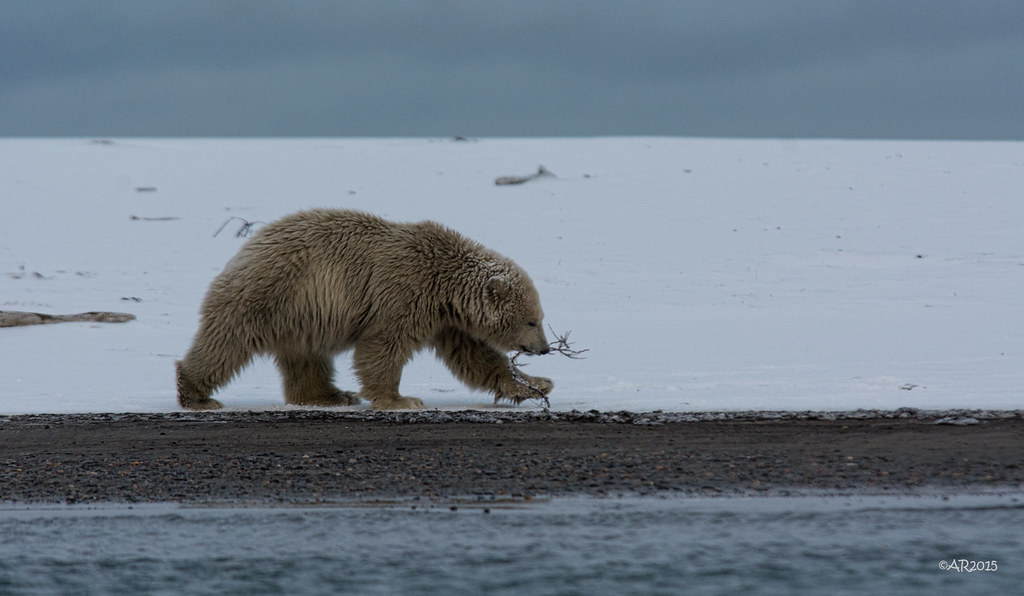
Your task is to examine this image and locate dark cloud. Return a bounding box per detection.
[2,0,1022,138]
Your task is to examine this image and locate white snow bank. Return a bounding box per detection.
[1,137,1021,414]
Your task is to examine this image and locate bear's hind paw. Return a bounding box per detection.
[332,390,362,406]
[320,389,362,407]
[182,397,224,411]
[285,389,362,407]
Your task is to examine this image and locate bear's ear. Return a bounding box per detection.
[484,275,510,307]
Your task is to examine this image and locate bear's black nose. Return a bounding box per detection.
[538,346,550,355]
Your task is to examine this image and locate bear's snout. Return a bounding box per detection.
[518,325,550,355]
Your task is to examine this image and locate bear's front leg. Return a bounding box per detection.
[432,327,554,405]
[353,337,425,410]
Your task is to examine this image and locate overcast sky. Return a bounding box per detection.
[2,1,1023,139]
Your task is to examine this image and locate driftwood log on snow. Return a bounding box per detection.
[494,165,555,186]
[0,311,136,328]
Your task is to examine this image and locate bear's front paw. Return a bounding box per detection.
[497,375,554,405]
[370,396,425,411]
[526,375,554,394]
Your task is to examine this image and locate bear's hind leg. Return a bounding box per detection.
[178,299,260,410]
[275,353,361,407]
[177,335,257,410]
[176,360,226,410]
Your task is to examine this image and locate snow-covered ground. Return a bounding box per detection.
[1,137,1021,414]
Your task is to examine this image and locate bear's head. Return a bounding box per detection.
[481,273,550,355]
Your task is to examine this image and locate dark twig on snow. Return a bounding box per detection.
[214,217,265,238]
[508,327,588,409]
[130,215,180,221]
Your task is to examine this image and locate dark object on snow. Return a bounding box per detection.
[0,310,136,328]
[495,165,555,186]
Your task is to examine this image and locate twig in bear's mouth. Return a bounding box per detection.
[508,328,588,409]
[546,328,589,360]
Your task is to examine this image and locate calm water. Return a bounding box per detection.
[1,495,1021,595]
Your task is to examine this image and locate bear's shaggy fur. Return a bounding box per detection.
[176,208,553,411]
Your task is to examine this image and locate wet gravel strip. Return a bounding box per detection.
[2,409,1022,505]
[4,406,1022,426]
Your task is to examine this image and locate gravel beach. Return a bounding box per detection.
[2,409,1022,505]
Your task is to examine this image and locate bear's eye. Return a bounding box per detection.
[527,321,537,327]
